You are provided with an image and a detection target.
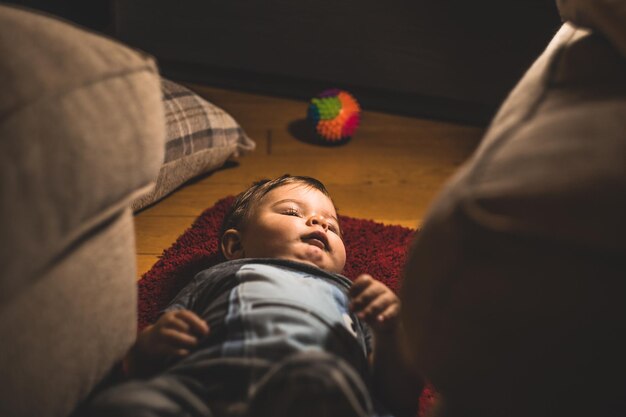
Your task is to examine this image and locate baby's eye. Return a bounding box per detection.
[328,223,340,234]
[282,208,301,217]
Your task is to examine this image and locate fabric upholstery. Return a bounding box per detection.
[0,5,165,417]
[0,209,138,417]
[0,5,165,302]
[557,0,626,58]
[401,22,626,417]
[131,79,255,211]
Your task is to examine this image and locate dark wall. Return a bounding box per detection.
[114,0,561,125]
[3,0,562,125]
[3,0,112,32]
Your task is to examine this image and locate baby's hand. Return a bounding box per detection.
[128,309,209,375]
[139,309,209,357]
[349,274,400,333]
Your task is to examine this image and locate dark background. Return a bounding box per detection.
[4,0,112,31]
[4,1,562,125]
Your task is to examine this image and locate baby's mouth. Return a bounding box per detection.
[302,232,329,251]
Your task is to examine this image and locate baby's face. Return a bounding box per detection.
[239,184,346,273]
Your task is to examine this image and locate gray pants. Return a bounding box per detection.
[82,357,273,417]
[79,351,383,417]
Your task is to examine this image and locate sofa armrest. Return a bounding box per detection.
[401,21,626,417]
[0,5,165,417]
[557,0,626,58]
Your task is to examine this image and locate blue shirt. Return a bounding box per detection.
[165,258,373,379]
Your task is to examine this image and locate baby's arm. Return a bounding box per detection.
[124,309,209,377]
[350,274,423,417]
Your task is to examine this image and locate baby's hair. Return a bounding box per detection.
[219,174,334,239]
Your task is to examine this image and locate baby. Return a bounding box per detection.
[84,175,421,417]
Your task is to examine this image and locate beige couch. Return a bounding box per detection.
[0,5,165,417]
[401,1,626,416]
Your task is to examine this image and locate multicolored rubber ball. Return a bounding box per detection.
[307,89,361,144]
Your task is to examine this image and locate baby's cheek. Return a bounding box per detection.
[336,242,347,267]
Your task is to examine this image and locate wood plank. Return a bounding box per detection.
[136,255,159,279]
[134,215,196,255]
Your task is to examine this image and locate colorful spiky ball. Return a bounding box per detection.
[307,89,361,143]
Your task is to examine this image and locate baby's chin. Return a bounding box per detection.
[277,255,344,274]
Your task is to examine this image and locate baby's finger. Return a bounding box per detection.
[156,347,191,358]
[357,292,395,321]
[350,282,385,312]
[160,328,199,348]
[176,310,210,337]
[163,316,191,333]
[172,348,191,357]
[349,274,373,297]
[375,303,400,324]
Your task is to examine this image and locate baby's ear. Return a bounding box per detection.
[221,229,245,260]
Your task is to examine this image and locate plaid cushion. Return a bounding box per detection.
[132,79,255,211]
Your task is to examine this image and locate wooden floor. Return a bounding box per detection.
[134,84,484,278]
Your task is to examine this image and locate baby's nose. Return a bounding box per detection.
[307,214,328,230]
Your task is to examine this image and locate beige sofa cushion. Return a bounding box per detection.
[0,5,164,303]
[0,5,165,417]
[1,209,138,417]
[557,0,626,58]
[401,22,626,417]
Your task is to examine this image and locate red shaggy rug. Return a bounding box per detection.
[137,196,436,416]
